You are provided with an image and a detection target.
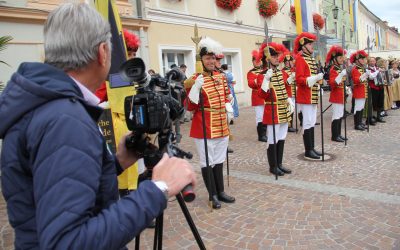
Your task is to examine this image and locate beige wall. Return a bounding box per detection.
[147,21,267,106]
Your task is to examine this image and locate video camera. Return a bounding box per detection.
[119,58,194,202]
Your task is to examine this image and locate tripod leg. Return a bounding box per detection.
[176,194,207,250]
[135,235,140,250]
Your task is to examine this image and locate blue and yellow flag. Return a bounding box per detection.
[94,0,138,190]
[294,0,314,34]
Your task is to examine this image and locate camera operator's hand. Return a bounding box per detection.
[116,132,141,170]
[152,154,197,197]
[188,74,204,104]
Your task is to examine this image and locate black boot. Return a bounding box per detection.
[310,127,322,156]
[267,144,284,176]
[331,119,344,142]
[376,111,385,123]
[303,129,320,160]
[277,140,292,174]
[288,114,296,132]
[354,111,365,130]
[298,112,303,127]
[201,168,221,209]
[338,118,347,141]
[213,164,235,203]
[257,122,268,142]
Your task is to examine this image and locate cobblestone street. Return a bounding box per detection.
[1,96,400,249]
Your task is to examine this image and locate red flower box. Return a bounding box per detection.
[258,0,279,18]
[313,13,325,30]
[216,0,242,12]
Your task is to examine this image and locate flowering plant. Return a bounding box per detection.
[290,5,296,23]
[258,0,279,18]
[215,0,242,12]
[313,13,325,30]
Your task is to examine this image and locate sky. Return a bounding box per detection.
[361,0,400,29]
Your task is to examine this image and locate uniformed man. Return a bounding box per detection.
[185,37,235,209]
[294,32,324,160]
[257,42,294,176]
[247,50,268,142]
[326,46,349,142]
[350,50,369,131]
[280,51,297,133]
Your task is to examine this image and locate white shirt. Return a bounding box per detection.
[70,76,100,106]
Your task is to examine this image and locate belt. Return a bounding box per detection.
[202,107,225,113]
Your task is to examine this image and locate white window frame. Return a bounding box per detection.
[221,48,244,93]
[158,45,196,77]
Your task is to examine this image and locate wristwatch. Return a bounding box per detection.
[153,181,169,201]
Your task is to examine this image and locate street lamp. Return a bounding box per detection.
[332,6,339,20]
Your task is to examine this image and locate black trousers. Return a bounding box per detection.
[371,87,384,111]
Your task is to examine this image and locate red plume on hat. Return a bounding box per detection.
[259,42,286,57]
[326,45,346,64]
[279,50,294,63]
[350,50,368,64]
[252,50,262,63]
[216,53,225,59]
[294,32,317,53]
[123,29,140,52]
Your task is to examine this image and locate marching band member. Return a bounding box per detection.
[294,32,324,160]
[326,46,348,142]
[247,50,268,142]
[257,42,293,176]
[280,51,297,133]
[350,50,369,131]
[185,37,235,209]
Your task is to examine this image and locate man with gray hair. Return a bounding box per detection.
[0,3,196,249]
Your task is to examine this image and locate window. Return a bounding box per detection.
[159,45,195,77]
[219,49,244,92]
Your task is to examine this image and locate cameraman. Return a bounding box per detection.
[0,3,196,249]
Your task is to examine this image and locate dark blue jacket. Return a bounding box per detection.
[0,63,167,249]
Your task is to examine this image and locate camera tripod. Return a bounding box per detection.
[134,131,206,250]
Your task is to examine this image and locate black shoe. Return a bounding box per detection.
[227,147,234,153]
[211,195,221,209]
[304,150,321,160]
[270,167,285,176]
[218,192,235,203]
[288,127,297,133]
[332,136,345,142]
[376,117,386,123]
[339,135,348,141]
[278,165,292,174]
[229,120,234,125]
[312,149,322,156]
[355,125,365,131]
[315,122,320,126]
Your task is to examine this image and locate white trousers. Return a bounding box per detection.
[194,136,229,168]
[254,105,264,124]
[354,98,366,113]
[267,123,288,145]
[331,103,344,121]
[298,104,317,131]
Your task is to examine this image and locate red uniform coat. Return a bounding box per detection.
[352,64,368,99]
[282,68,293,98]
[257,69,291,125]
[329,65,345,104]
[185,71,230,139]
[295,53,320,104]
[247,67,264,106]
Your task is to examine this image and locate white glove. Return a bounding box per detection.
[287,98,295,115]
[306,73,323,88]
[287,73,295,85]
[360,72,368,82]
[188,75,204,104]
[225,103,234,123]
[261,69,274,92]
[335,70,347,85]
[346,86,352,95]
